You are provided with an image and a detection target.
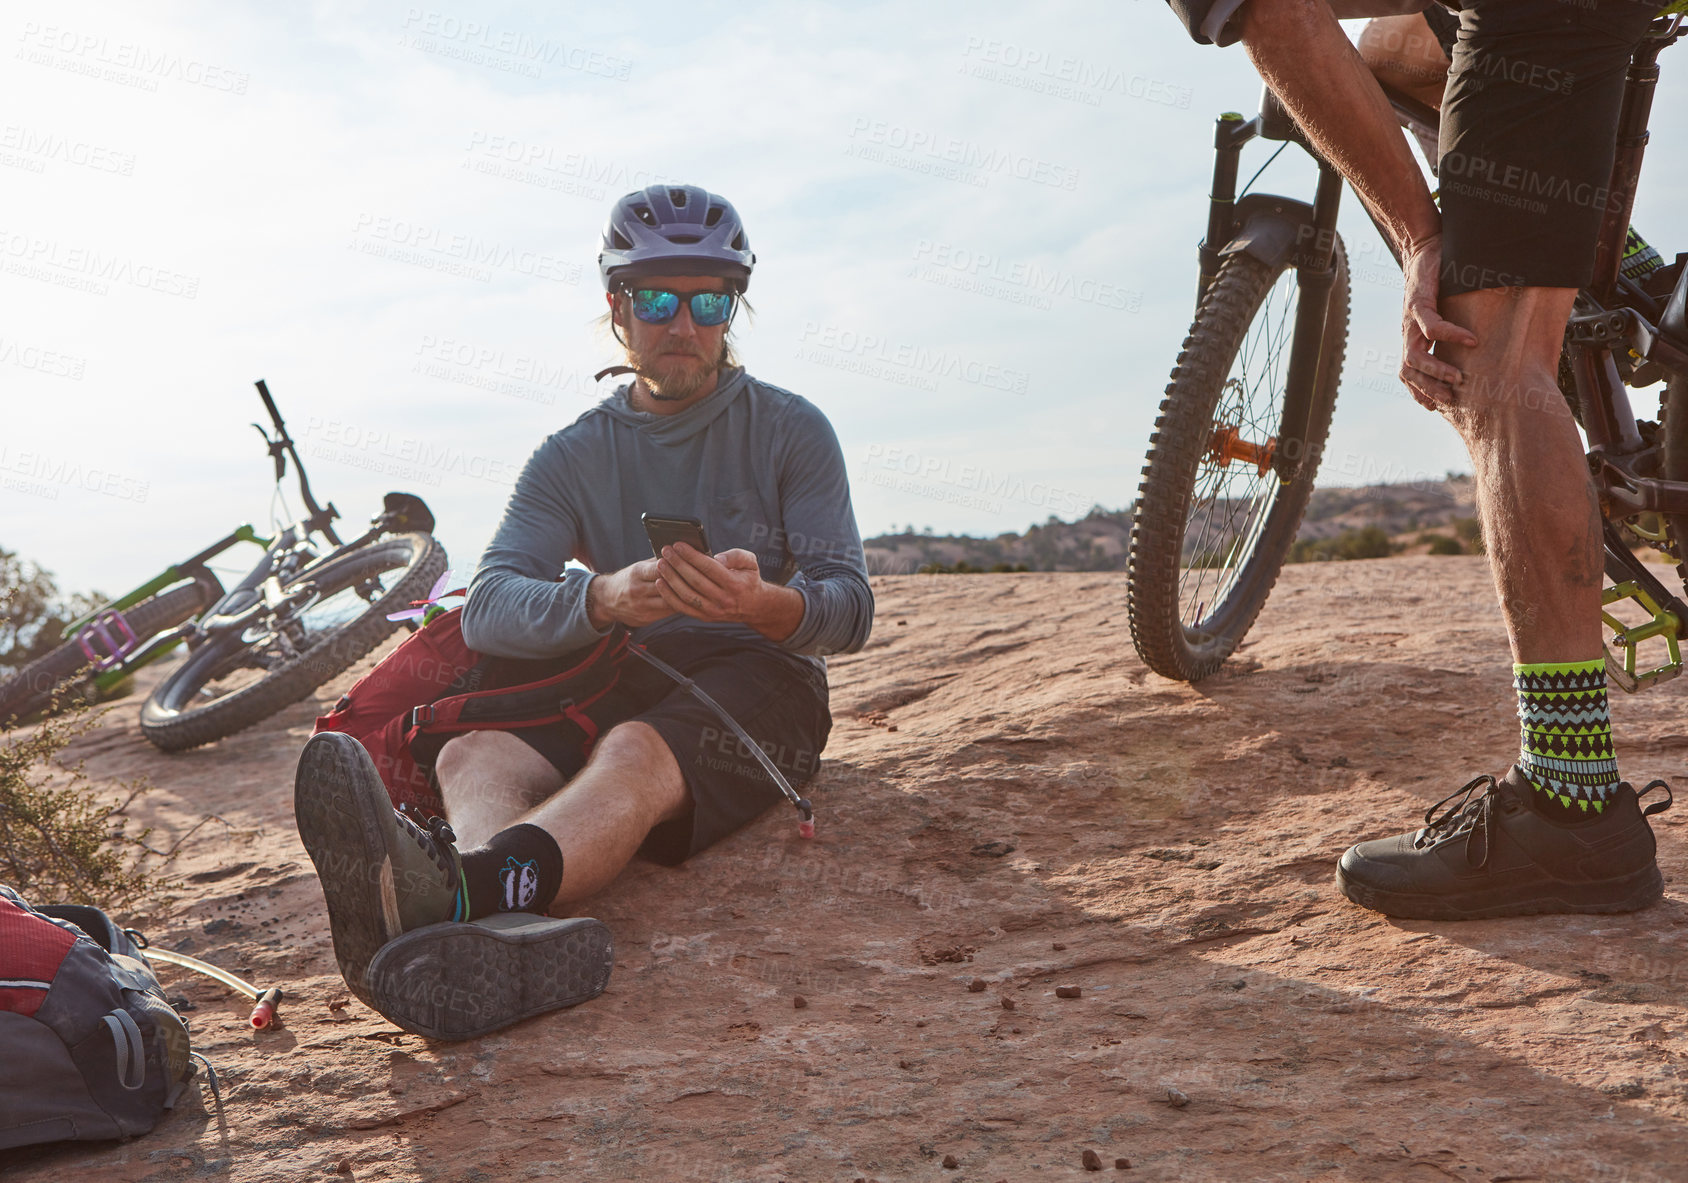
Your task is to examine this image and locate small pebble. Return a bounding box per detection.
[887,724,899,732]
[1115,1158,1132,1170]
[915,1020,927,1028]
[1011,1026,1021,1034]
[1000,997,1015,1011]
[899,1059,911,1070]
[333,1161,352,1175]
[967,978,987,993]
[1164,1086,1190,1108]
[1082,1149,1103,1171]
[1052,942,1066,951]
[1055,985,1082,999]
[793,995,807,1009]
[942,1155,960,1169]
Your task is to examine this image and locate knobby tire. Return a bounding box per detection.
[139,533,445,752]
[0,582,211,727]
[1128,244,1349,682]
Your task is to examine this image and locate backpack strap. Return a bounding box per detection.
[406,627,628,741]
[101,1009,147,1091]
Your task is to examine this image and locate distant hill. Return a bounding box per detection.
[862,476,1479,574]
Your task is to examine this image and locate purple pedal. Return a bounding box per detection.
[76,609,140,671]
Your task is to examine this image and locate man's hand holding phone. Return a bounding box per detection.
[583,513,805,641]
[584,558,672,630]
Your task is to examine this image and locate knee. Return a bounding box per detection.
[595,720,675,770]
[1443,366,1575,440]
[435,729,499,781]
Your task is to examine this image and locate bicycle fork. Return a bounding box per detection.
[1197,108,1343,486]
[1273,163,1344,485]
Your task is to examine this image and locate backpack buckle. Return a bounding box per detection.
[409,704,436,729]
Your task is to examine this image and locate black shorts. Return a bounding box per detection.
[513,630,831,866]
[1438,0,1658,294]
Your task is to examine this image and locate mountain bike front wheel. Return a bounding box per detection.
[139,532,446,751]
[0,580,214,727]
[1127,242,1349,682]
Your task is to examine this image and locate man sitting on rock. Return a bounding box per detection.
[294,184,873,1039]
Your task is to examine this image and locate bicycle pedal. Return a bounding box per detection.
[75,609,141,672]
[1601,580,1684,693]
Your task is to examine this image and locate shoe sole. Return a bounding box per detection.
[363,917,613,1041]
[294,732,402,1003]
[1335,862,1664,921]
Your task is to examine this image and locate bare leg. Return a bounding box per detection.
[436,722,689,908]
[1357,14,1449,108]
[434,729,566,849]
[1435,286,1602,664]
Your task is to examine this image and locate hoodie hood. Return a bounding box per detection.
[593,366,751,445]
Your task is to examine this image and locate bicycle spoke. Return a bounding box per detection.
[1177,268,1300,630]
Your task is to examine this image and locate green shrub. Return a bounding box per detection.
[1452,516,1484,554]
[1424,534,1464,555]
[916,561,1031,574]
[1289,525,1398,563]
[0,698,173,908]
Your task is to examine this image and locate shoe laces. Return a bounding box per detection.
[1415,775,1499,868]
[396,803,460,879]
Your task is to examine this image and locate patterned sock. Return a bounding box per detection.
[1514,659,1620,822]
[459,823,564,919]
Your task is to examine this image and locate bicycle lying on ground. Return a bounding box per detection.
[0,380,446,751]
[1127,14,1688,694]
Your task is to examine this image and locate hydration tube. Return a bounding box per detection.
[143,946,285,1029]
[627,643,816,838]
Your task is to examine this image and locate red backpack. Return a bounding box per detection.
[314,608,629,817]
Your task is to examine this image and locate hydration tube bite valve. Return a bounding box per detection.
[136,940,286,1029]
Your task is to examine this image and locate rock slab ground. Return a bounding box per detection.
[4,557,1687,1182]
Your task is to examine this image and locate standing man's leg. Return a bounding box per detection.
[1334,0,1668,917]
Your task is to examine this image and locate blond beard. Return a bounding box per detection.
[629,340,725,403]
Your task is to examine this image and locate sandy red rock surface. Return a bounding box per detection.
[5,557,1687,1181]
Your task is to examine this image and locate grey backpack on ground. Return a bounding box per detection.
[0,885,199,1149]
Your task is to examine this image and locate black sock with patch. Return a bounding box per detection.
[458,823,564,920]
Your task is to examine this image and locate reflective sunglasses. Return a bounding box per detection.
[624,287,736,327]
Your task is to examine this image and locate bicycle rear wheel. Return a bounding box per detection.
[139,532,445,751]
[0,581,212,726]
[1128,242,1349,682]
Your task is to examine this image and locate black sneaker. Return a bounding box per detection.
[294,732,467,1004]
[1336,766,1671,920]
[364,913,613,1041]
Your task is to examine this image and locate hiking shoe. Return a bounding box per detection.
[1336,766,1671,920]
[294,731,465,1002]
[363,913,613,1041]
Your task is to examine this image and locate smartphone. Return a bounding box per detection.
[642,513,710,559]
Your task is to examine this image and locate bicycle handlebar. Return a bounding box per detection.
[253,379,342,547]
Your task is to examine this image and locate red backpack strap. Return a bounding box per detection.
[406,627,628,742]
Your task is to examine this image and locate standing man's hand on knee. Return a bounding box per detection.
[1400,233,1478,411]
[586,559,674,629]
[654,544,805,642]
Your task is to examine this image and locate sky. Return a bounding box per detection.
[2,1,1684,598]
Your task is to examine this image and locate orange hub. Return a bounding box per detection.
[1208,426,1276,478]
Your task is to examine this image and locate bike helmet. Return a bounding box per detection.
[598,185,755,292]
